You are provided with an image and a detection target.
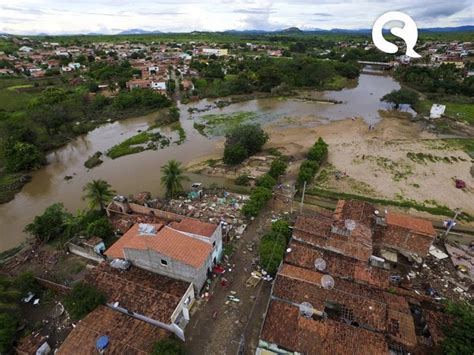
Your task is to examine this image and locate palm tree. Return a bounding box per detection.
[160,160,188,198]
[82,179,116,211]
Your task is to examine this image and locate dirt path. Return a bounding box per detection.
[184,196,291,355]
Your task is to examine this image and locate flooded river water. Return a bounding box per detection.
[0,74,405,251]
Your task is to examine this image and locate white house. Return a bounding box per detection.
[19,46,33,53]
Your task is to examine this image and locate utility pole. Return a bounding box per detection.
[300,181,306,213]
[444,208,461,239]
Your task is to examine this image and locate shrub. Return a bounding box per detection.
[235,174,250,186]
[64,282,106,320]
[268,158,288,179]
[297,160,319,186]
[255,174,276,189]
[307,138,328,162]
[223,144,248,165]
[442,302,474,355]
[259,234,286,274]
[242,186,272,217]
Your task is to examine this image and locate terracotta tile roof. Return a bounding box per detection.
[170,219,217,237]
[16,333,49,355]
[261,300,389,355]
[105,223,212,268]
[85,264,187,323]
[57,306,170,355]
[385,213,436,237]
[285,240,390,289]
[333,199,376,229]
[293,214,373,261]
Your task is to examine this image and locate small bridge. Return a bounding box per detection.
[357,61,394,69]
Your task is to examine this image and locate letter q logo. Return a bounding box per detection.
[372,11,421,58]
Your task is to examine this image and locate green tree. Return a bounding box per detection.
[442,301,474,355]
[3,140,45,173]
[160,160,188,198]
[82,179,116,211]
[268,158,288,179]
[223,124,268,165]
[0,276,21,354]
[381,88,419,109]
[64,283,106,320]
[152,338,186,355]
[86,217,114,240]
[24,203,70,242]
[256,174,276,189]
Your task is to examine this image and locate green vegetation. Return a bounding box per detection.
[242,187,272,218]
[106,131,171,159]
[24,203,71,243]
[0,173,30,204]
[160,160,188,198]
[84,151,103,169]
[306,187,473,222]
[268,157,288,179]
[381,88,419,109]
[223,124,269,165]
[64,282,106,320]
[255,174,277,189]
[198,111,257,136]
[297,137,328,187]
[82,179,116,211]
[442,301,474,355]
[259,220,291,274]
[443,138,474,158]
[406,152,466,164]
[0,273,41,353]
[193,122,207,136]
[235,174,250,186]
[24,200,115,245]
[152,338,186,355]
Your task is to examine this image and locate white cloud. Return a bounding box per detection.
[0,0,472,34]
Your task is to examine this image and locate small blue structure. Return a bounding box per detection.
[96,335,109,351]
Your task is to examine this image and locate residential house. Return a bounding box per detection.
[57,306,171,354]
[105,198,223,291]
[257,200,447,355]
[85,264,194,340]
[202,48,228,57]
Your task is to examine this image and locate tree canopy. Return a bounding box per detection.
[381,88,419,109]
[82,179,116,211]
[223,124,268,165]
[160,160,188,198]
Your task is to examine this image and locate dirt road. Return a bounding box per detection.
[184,198,291,355]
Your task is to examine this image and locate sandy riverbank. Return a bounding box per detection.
[191,112,473,215]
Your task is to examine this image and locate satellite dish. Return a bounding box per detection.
[314,258,327,272]
[321,275,335,290]
[344,219,357,231]
[299,302,314,318]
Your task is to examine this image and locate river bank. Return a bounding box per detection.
[3,73,470,252]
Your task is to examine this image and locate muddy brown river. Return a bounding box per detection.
[0,74,406,251]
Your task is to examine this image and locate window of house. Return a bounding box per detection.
[213,241,216,247]
[161,259,168,266]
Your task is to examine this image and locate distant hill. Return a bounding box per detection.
[280,27,303,33]
[117,29,162,35]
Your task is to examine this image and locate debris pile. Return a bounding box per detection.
[164,191,249,241]
[409,240,473,302]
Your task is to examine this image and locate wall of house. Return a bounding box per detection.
[66,243,106,263]
[124,247,212,292]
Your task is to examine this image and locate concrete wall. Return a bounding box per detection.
[66,243,105,263]
[124,247,212,292]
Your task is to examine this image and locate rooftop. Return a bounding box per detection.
[285,240,390,289]
[385,213,436,237]
[260,300,389,355]
[57,306,170,355]
[105,223,213,268]
[85,264,188,323]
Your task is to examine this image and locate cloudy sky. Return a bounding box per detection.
[1,0,472,35]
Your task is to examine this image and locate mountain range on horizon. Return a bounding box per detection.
[1,25,473,37]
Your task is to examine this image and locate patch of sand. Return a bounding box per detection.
[267,116,474,214]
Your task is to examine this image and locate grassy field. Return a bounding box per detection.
[106,131,171,159]
[416,99,474,125]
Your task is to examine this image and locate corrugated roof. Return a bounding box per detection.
[105,223,212,268]
[385,213,436,236]
[170,219,217,238]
